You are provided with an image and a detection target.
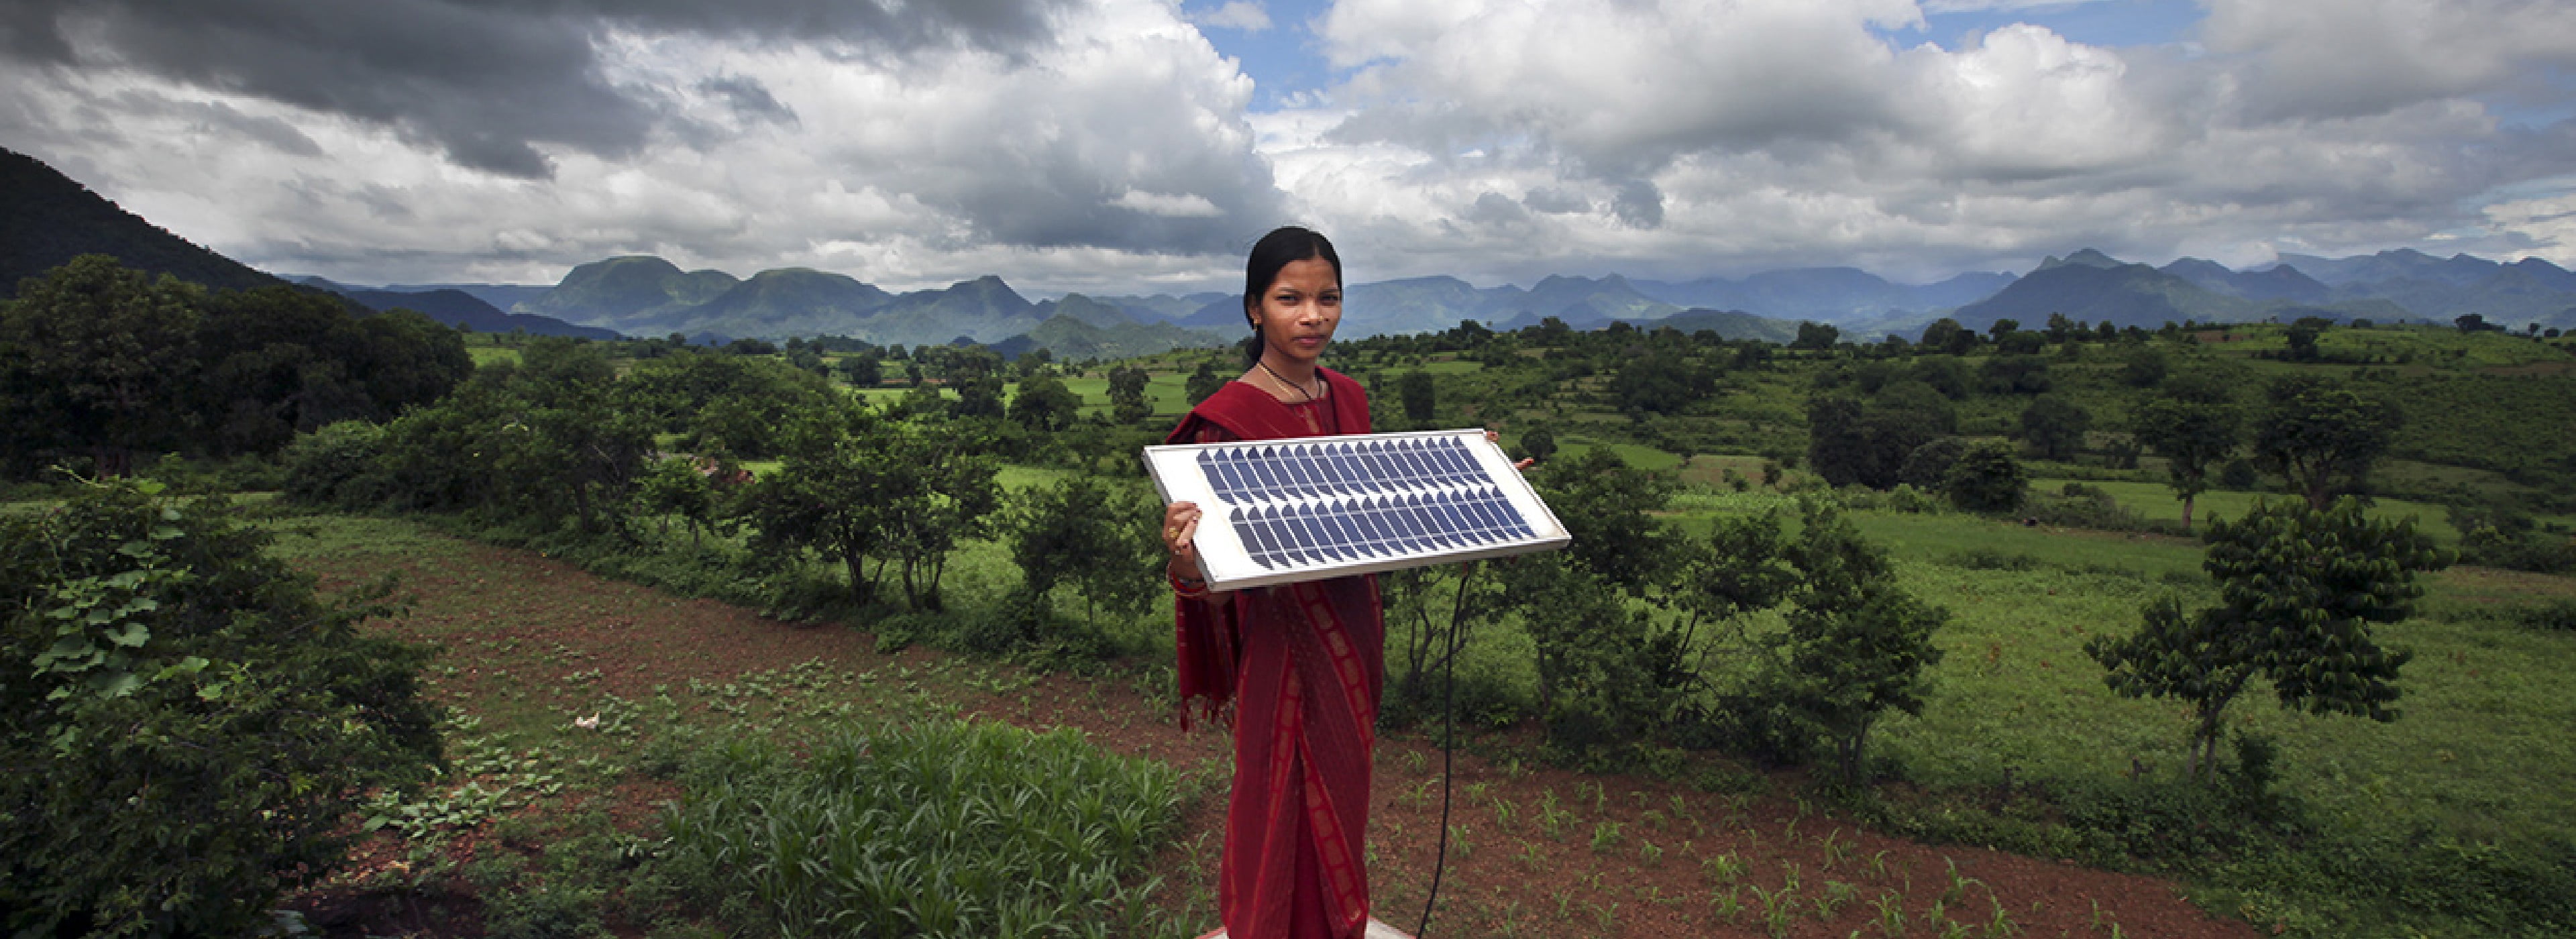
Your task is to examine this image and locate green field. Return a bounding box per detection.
[2031,477,2464,541]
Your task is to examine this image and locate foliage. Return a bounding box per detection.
[744,402,1001,611]
[1518,424,1557,463]
[1768,500,1949,784]
[281,419,395,510]
[1001,473,1158,628]
[1940,441,2027,514]
[1894,437,1966,489]
[1805,385,1951,490]
[1532,447,1676,594]
[1609,347,1715,415]
[660,719,1181,938]
[2085,498,2449,780]
[2253,376,2402,509]
[1398,369,1438,425]
[2131,394,2242,531]
[1106,364,1153,425]
[0,256,467,477]
[1007,371,1082,433]
[2016,395,2090,461]
[0,479,441,936]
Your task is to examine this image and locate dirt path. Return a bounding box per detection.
[301,527,2261,939]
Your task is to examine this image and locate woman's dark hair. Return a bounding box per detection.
[1241,226,1342,365]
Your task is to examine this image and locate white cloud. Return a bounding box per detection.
[1261,0,2576,282]
[2201,0,2576,121]
[0,0,1282,290]
[1195,1,1275,32]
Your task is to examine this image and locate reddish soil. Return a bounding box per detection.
[297,534,2264,939]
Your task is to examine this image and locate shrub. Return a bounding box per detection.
[1941,441,2026,513]
[282,419,393,508]
[0,479,442,936]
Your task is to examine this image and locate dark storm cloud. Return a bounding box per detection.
[698,74,798,127]
[1,0,1072,178]
[1610,179,1662,229]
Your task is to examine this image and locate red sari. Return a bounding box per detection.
[1169,369,1384,939]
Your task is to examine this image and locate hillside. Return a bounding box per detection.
[1,147,288,297]
[343,288,621,339]
[2279,249,2576,328]
[519,256,741,325]
[987,313,1226,361]
[1631,267,2017,324]
[641,268,895,338]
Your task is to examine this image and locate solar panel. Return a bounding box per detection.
[1144,429,1570,590]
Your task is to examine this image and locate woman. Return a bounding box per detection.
[1162,226,1386,939]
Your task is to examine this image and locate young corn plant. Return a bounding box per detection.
[1591,820,1625,854]
[1872,891,1908,937]
[1704,852,1746,885]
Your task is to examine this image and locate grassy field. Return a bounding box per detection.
[2029,477,2464,541]
[235,507,2266,938]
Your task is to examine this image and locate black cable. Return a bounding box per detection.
[1415,564,1467,938]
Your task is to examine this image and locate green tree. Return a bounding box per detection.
[1609,348,1713,415]
[1772,500,1948,784]
[744,404,896,605]
[1533,446,1676,594]
[1518,424,1557,463]
[2131,395,2241,531]
[1004,474,1157,627]
[1941,441,2026,513]
[0,480,441,935]
[0,255,205,475]
[2252,377,2402,509]
[841,353,883,387]
[2119,346,2169,388]
[1106,364,1153,425]
[1008,371,1082,433]
[2016,395,2091,461]
[1792,321,1840,350]
[2085,498,2448,779]
[1184,359,1226,404]
[634,455,722,547]
[1399,370,1438,425]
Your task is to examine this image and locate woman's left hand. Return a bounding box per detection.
[1487,429,1536,471]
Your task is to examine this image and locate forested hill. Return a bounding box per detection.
[0,148,287,297]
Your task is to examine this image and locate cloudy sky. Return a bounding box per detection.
[3,0,2572,293]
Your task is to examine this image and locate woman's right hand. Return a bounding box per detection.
[1162,501,1203,564]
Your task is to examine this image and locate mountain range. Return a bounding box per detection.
[9,146,2570,353]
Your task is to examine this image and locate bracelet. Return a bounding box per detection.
[1169,571,1210,599]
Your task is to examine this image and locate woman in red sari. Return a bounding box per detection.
[1161,227,1387,939]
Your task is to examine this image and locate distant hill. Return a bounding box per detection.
[2271,249,2576,329]
[644,268,895,338]
[341,288,620,339]
[988,313,1228,361]
[1036,293,1138,329]
[519,256,741,325]
[1085,292,1230,325]
[1,147,289,297]
[1490,305,1802,343]
[384,282,553,311]
[2160,258,2332,304]
[1630,268,2017,325]
[1944,248,2420,334]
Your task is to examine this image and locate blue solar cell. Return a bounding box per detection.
[1177,433,1556,582]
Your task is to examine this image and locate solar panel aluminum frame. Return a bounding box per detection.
[1142,428,1570,592]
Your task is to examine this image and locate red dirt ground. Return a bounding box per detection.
[297,533,2265,939]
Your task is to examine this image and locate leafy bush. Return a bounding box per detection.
[1941,441,2027,513]
[282,419,394,508]
[0,479,441,936]
[659,720,1181,936]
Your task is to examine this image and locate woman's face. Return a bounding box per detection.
[1250,256,1342,366]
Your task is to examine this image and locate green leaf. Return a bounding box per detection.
[151,525,184,541]
[106,623,150,647]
